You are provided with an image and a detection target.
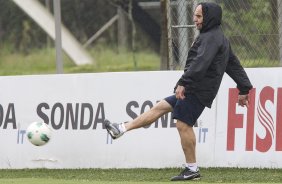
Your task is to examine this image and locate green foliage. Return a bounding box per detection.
[0,0,117,51]
[0,0,280,68]
[0,0,156,55]
[59,0,116,42]
[220,0,278,61]
[0,1,48,52]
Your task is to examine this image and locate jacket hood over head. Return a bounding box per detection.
[199,2,222,33]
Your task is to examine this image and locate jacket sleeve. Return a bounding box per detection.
[177,34,219,86]
[225,45,253,95]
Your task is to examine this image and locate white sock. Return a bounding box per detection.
[119,123,127,133]
[186,163,198,172]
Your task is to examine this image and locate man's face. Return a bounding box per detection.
[193,5,203,30]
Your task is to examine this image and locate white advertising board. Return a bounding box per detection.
[0,69,281,169]
[215,68,282,168]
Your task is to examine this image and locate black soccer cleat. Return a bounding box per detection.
[170,167,201,181]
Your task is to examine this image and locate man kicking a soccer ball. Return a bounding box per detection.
[105,2,252,181]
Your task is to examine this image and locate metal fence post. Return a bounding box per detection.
[278,0,282,66]
[177,0,189,69]
[53,0,63,74]
[166,0,173,70]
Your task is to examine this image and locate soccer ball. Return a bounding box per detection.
[26,122,52,146]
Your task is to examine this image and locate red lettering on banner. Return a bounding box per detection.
[246,89,255,151]
[227,86,282,152]
[276,88,282,151]
[227,88,244,151]
[256,86,274,152]
[227,88,255,151]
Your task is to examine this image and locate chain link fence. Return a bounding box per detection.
[2,0,282,73]
[168,0,282,69]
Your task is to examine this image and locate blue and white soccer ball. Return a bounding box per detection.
[26,122,52,146]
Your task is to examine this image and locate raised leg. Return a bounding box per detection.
[125,99,173,131]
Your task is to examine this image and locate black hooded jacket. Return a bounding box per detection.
[176,2,253,108]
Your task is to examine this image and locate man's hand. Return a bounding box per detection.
[175,85,186,100]
[238,94,249,108]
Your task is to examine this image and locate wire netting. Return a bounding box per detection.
[169,0,282,69]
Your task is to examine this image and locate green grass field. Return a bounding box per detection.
[0,47,160,76]
[0,168,282,183]
[0,46,280,76]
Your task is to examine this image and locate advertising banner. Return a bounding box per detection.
[0,72,213,168]
[0,69,281,168]
[215,68,282,168]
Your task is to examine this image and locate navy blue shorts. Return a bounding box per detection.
[164,94,205,127]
